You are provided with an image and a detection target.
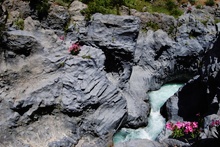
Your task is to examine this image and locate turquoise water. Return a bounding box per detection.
[113,84,183,144]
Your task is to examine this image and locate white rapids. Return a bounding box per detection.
[113,83,183,144]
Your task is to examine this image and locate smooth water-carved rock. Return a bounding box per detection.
[1,2,220,146]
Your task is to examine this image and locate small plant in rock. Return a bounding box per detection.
[166,121,200,139]
[214,19,220,24]
[15,18,24,30]
[68,42,80,55]
[54,0,73,7]
[196,5,202,9]
[210,119,220,138]
[205,0,215,6]
[27,0,51,20]
[82,55,91,59]
[145,21,159,31]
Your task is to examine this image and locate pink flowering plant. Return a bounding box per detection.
[210,119,220,127]
[209,119,220,138]
[68,43,80,55]
[166,121,199,139]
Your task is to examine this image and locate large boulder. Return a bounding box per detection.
[80,13,140,54]
[2,30,43,56]
[69,0,87,22]
[163,30,220,123]
[114,139,164,147]
[79,13,151,127]
[41,4,70,30]
[129,9,177,37]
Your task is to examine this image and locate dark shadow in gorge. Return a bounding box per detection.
[177,77,208,121]
[177,34,220,121]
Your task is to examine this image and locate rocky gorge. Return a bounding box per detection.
[0,0,220,147]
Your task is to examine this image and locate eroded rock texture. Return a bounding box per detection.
[0,0,220,147]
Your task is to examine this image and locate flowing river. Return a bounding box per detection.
[113,83,183,144]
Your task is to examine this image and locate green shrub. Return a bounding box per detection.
[196,4,202,9]
[200,19,208,26]
[214,19,220,24]
[80,0,183,20]
[189,0,196,5]
[15,18,24,30]
[82,55,91,59]
[171,8,183,18]
[27,0,51,20]
[168,26,175,35]
[145,21,159,31]
[205,0,215,6]
[54,0,73,7]
[80,0,118,20]
[166,0,177,10]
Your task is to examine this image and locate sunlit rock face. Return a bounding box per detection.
[0,0,220,146]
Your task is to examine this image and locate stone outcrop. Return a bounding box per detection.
[0,28,127,146]
[114,139,163,147]
[160,14,220,146]
[69,0,87,22]
[0,0,220,147]
[0,4,7,44]
[41,4,70,30]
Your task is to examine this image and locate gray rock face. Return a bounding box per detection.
[163,25,220,123]
[202,114,220,138]
[0,26,127,146]
[1,1,220,146]
[81,13,140,52]
[42,4,70,30]
[79,13,150,127]
[3,0,31,19]
[129,9,177,36]
[159,12,220,144]
[160,138,190,147]
[114,139,164,147]
[69,0,87,22]
[24,16,41,31]
[0,4,6,43]
[3,31,43,56]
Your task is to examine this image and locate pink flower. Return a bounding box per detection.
[184,121,191,127]
[188,126,194,132]
[210,120,220,127]
[175,121,184,129]
[184,127,189,134]
[216,120,220,126]
[68,43,80,55]
[192,122,198,129]
[211,121,216,127]
[166,122,174,130]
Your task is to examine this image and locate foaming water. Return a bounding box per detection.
[113,84,183,144]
